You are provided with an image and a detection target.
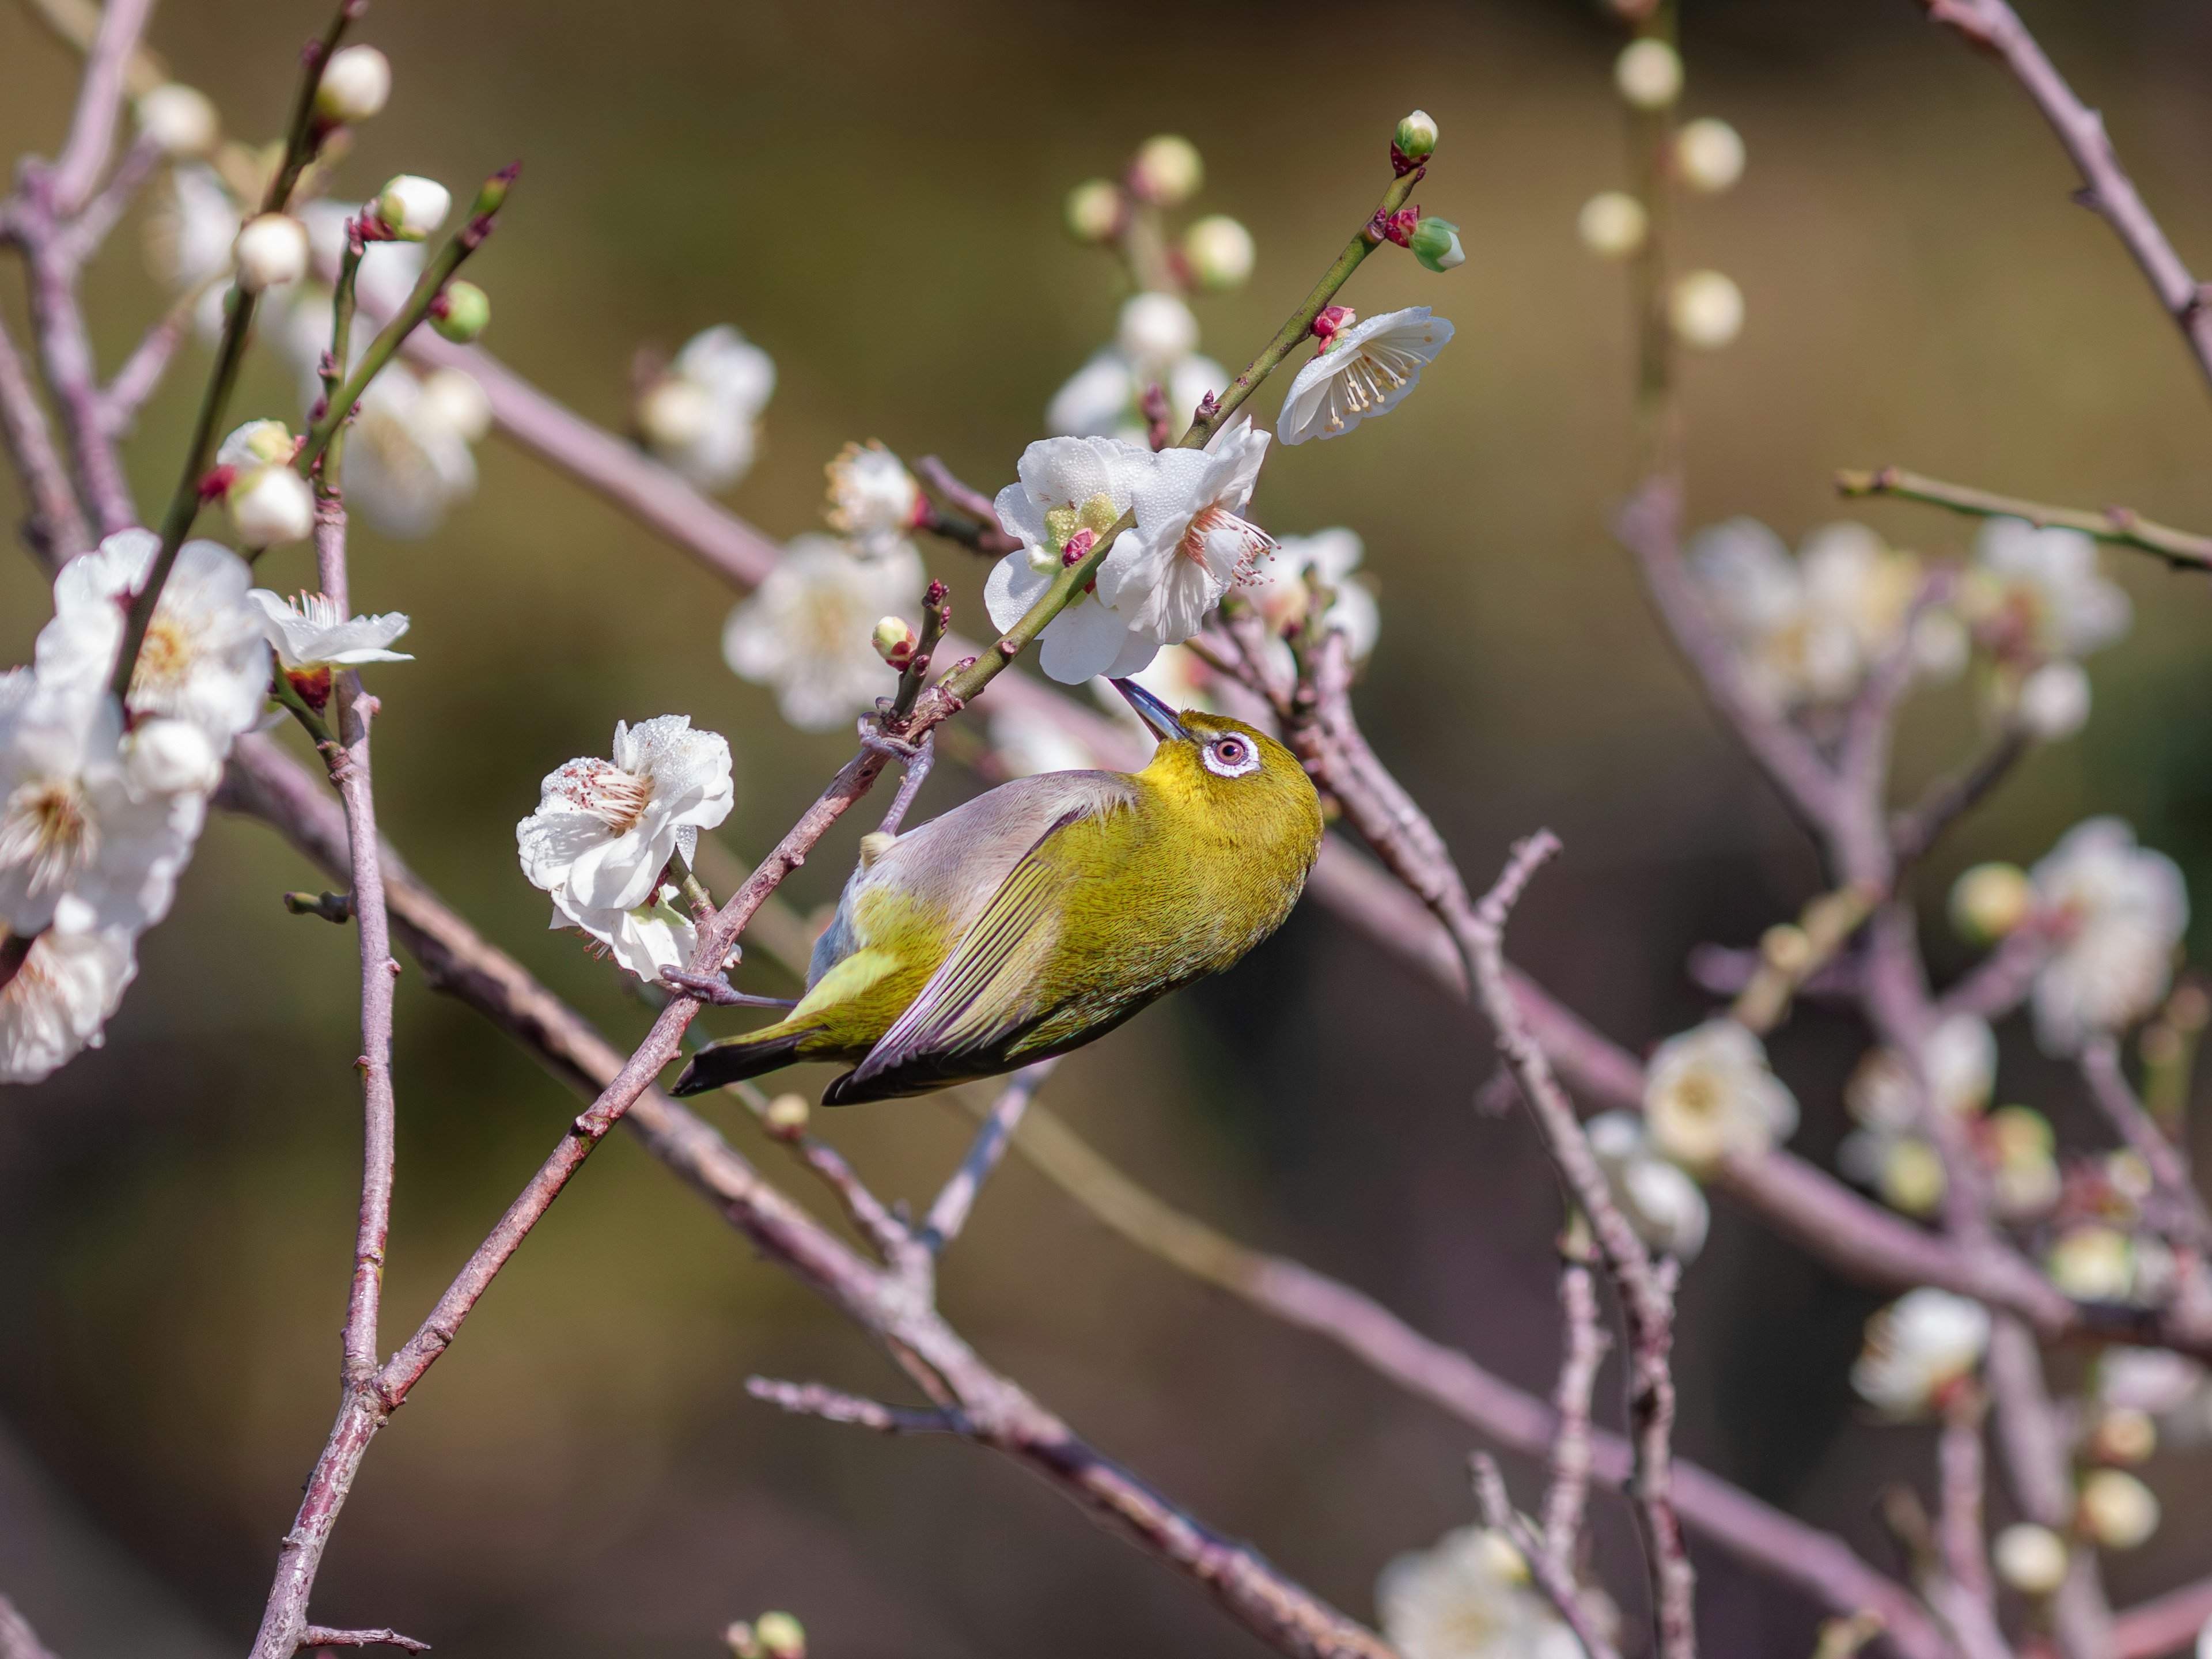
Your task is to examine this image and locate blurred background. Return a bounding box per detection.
[5,1,2212,1654]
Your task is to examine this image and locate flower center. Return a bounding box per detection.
[1179,506,1276,583]
[1331,349,1410,418]
[0,778,98,896]
[554,760,656,835]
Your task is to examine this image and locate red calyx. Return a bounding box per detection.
[1060,528,1097,567]
[198,464,237,501]
[1311,306,1355,343]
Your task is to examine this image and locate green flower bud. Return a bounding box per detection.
[872,615,918,668]
[1181,214,1253,289]
[377,174,450,240]
[1130,135,1202,206]
[1408,216,1464,272]
[752,1612,806,1659]
[1065,179,1122,243]
[1394,109,1438,163]
[431,281,491,343]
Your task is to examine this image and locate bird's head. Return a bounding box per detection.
[1110,678,1323,858]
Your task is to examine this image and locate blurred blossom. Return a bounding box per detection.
[2078,1469,2160,1550]
[0,896,137,1085]
[1588,1111,1710,1259]
[1064,179,1122,243]
[825,441,922,559]
[316,43,391,123]
[1128,135,1202,206]
[1577,192,1647,261]
[1048,347,1226,448]
[1181,215,1255,289]
[2046,1225,2136,1301]
[1119,292,1200,372]
[1851,1289,1990,1417]
[135,84,217,157]
[1949,862,2033,945]
[145,163,241,338]
[217,419,313,547]
[248,591,412,671]
[1092,644,1218,743]
[1669,270,1743,349]
[2099,1348,2206,1417]
[1838,1127,1945,1217]
[233,213,309,293]
[638,325,776,493]
[1963,517,2131,661]
[990,704,1097,779]
[984,436,1158,684]
[1642,1019,1798,1172]
[2091,1406,2157,1465]
[551,881,700,983]
[1245,528,1380,663]
[2016,658,2091,740]
[2028,817,2187,1052]
[516,715,734,921]
[1984,1105,2061,1221]
[1691,519,1946,712]
[1614,39,1683,109]
[725,535,924,728]
[1992,1524,2069,1597]
[1277,306,1453,446]
[297,201,427,319]
[332,369,486,539]
[1376,1526,1581,1659]
[1675,118,1745,193]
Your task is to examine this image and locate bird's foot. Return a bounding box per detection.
[660,968,796,1009]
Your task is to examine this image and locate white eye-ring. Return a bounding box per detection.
[1202,733,1261,778]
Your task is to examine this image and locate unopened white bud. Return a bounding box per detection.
[1993,1524,2069,1596]
[377,174,450,241]
[2079,1469,2160,1550]
[1130,134,1203,206]
[233,213,309,291]
[1394,109,1439,162]
[1065,179,1123,243]
[135,84,218,156]
[637,378,714,451]
[762,1094,809,1134]
[1578,191,1648,260]
[2018,658,2090,740]
[1183,214,1255,289]
[228,464,315,547]
[125,718,222,795]
[1615,39,1684,110]
[1675,118,1745,192]
[1669,270,1744,349]
[1949,863,2034,944]
[218,418,297,469]
[317,44,391,124]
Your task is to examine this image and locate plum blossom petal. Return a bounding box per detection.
[0,896,138,1085]
[2029,818,2187,1052]
[1852,1289,1990,1418]
[825,441,921,560]
[516,714,734,915]
[1642,1019,1798,1172]
[724,535,925,730]
[1277,306,1453,445]
[638,325,775,493]
[1377,1525,1584,1659]
[248,590,413,668]
[1246,527,1379,661]
[1103,416,1275,650]
[550,882,701,982]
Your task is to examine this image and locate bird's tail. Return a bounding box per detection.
[671,1024,816,1097]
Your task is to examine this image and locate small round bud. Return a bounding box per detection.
[2047,1225,2134,1301]
[431,279,491,343]
[1615,39,1684,110]
[135,84,218,156]
[1577,191,1649,260]
[2017,658,2090,740]
[2092,1406,2158,1465]
[377,174,450,241]
[316,44,392,124]
[1181,214,1254,289]
[1949,863,2034,944]
[1760,922,1814,975]
[1394,109,1439,163]
[233,213,309,292]
[637,378,714,452]
[872,615,918,667]
[1065,179,1123,243]
[1992,1524,2069,1596]
[228,464,315,547]
[2079,1469,2160,1550]
[763,1094,809,1135]
[1408,216,1465,273]
[1675,118,1745,193]
[1129,135,1202,206]
[723,1622,758,1659]
[219,418,297,469]
[1669,269,1744,349]
[752,1612,805,1659]
[1879,1138,1948,1218]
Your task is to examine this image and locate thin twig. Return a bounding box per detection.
[1986,1319,2111,1659]
[1891,729,2032,869]
[2080,1038,2212,1251]
[919,1060,1055,1253]
[1471,1453,1623,1659]
[44,0,150,217]
[1838,467,2212,573]
[0,310,89,560]
[1936,1386,1993,1611]
[0,1596,57,1659]
[298,1628,431,1654]
[97,284,197,435]
[1541,1232,1609,1570]
[747,1377,968,1437]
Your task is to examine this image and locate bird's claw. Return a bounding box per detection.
[858,721,922,764]
[660,968,795,1009]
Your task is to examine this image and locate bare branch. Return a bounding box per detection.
[97,285,198,434]
[748,1377,969,1437]
[45,0,151,217]
[1891,730,2032,871]
[0,1596,58,1659]
[298,1628,432,1654]
[0,309,90,561]
[59,131,161,263]
[2108,1575,2212,1659]
[1838,467,2212,573]
[919,1060,1055,1253]
[1936,1388,1993,1612]
[2080,1037,2212,1251]
[1541,1235,1609,1570]
[1986,1319,2111,1659]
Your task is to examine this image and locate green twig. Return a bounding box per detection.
[316,230,364,493]
[106,0,359,704]
[1835,465,2212,573]
[296,164,518,476]
[891,578,950,721]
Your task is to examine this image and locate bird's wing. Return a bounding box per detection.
[843,804,1099,1090]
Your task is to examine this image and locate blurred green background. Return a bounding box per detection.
[4,1,2212,1655]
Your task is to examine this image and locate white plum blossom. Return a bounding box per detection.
[1117,291,1200,372]
[825,441,922,559]
[1587,1111,1710,1260]
[516,715,734,918]
[2079,1469,2160,1550]
[2017,658,2092,740]
[0,896,138,1085]
[135,84,218,157]
[36,529,267,749]
[1244,527,1380,661]
[984,435,1157,684]
[988,704,1097,779]
[233,213,309,293]
[145,162,242,338]
[248,591,412,670]
[2029,817,2188,1052]
[1048,339,1228,446]
[1277,306,1453,445]
[1377,1526,1582,1659]
[1851,1289,1991,1418]
[340,368,488,539]
[217,419,313,547]
[1642,1019,1799,1172]
[637,325,775,493]
[724,535,926,730]
[551,881,700,982]
[1100,416,1277,656]
[1965,517,2131,661]
[1691,520,1952,711]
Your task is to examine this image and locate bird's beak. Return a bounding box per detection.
[1110,677,1193,744]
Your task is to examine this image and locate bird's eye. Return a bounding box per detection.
[1202,735,1260,778]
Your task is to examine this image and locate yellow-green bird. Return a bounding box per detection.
[671,680,1323,1105]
